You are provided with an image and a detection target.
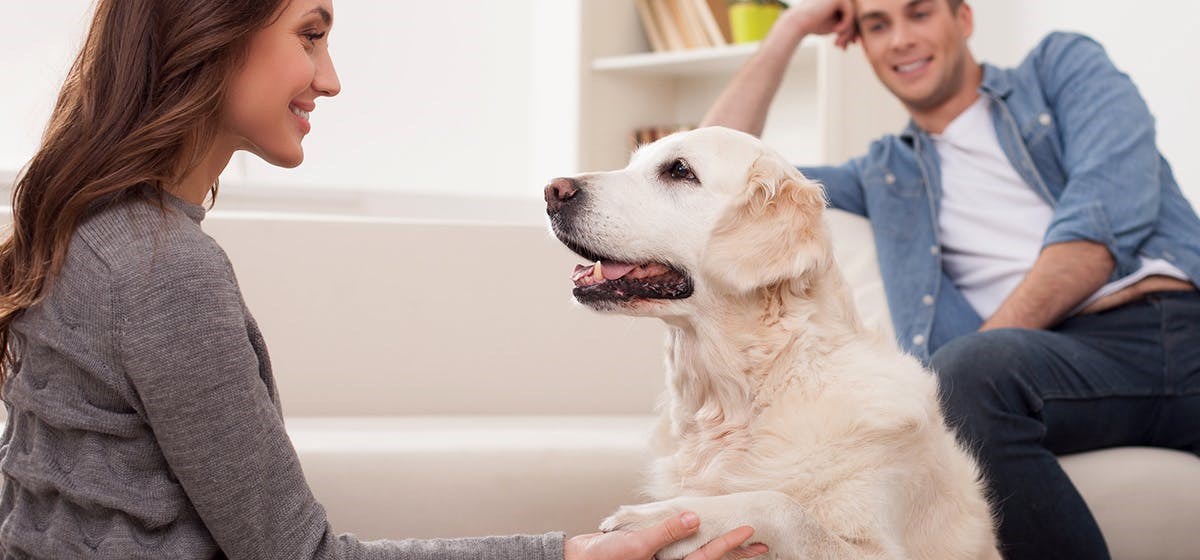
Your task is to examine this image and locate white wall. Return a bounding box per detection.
[967,0,1200,203]
[1,3,91,176]
[230,0,551,197]
[3,1,1197,204]
[1,0,576,201]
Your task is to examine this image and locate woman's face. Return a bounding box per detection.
[223,0,340,168]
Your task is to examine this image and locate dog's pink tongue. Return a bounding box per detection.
[601,261,637,280]
[570,261,638,282]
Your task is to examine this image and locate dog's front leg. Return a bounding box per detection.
[600,491,894,560]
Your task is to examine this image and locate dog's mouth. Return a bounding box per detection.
[565,246,693,304]
[550,210,693,304]
[571,260,693,301]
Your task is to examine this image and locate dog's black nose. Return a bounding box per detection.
[545,177,579,214]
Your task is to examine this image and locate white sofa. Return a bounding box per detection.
[199,204,1200,558]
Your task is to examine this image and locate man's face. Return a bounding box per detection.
[855,0,974,112]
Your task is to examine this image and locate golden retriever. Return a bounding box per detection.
[544,127,999,559]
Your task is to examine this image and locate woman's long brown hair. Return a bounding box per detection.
[0,0,286,389]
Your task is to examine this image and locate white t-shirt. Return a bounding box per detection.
[932,96,1188,319]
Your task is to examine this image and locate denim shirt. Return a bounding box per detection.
[801,32,1200,362]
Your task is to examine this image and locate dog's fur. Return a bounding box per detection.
[547,127,999,559]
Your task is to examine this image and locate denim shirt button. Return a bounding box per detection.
[922,295,934,306]
[930,245,940,256]
[885,173,896,185]
[1039,113,1052,126]
[912,334,926,346]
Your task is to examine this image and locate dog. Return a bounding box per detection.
[545,127,999,559]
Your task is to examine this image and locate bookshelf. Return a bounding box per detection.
[574,0,908,174]
[592,42,801,76]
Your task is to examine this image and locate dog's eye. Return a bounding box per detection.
[666,159,698,183]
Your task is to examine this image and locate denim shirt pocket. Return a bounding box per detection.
[863,169,921,240]
[1020,110,1067,193]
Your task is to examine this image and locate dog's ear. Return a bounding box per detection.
[701,155,829,294]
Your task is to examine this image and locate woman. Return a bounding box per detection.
[0,1,769,559]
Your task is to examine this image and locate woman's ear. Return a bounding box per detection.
[700,155,829,294]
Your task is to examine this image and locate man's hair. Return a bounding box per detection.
[853,0,965,15]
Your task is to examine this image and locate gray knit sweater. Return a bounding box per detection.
[0,192,564,560]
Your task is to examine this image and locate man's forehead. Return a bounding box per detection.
[857,0,933,18]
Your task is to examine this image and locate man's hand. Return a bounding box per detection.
[564,511,768,560]
[787,0,859,48]
[1077,275,1196,315]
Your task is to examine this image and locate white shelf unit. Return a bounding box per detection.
[575,0,907,174]
[591,42,767,75]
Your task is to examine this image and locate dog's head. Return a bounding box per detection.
[545,126,829,316]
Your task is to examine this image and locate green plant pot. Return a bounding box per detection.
[728,1,786,44]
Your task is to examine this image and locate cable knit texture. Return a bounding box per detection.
[0,192,564,560]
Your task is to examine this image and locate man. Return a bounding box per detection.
[702,0,1200,558]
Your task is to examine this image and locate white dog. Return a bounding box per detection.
[545,127,999,559]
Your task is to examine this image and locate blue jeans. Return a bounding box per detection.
[930,291,1200,560]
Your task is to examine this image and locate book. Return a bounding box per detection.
[692,0,729,46]
[635,0,668,52]
[678,0,717,48]
[705,0,734,43]
[649,0,687,50]
[638,0,730,53]
[663,0,703,49]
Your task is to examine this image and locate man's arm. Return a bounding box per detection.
[1035,33,1163,280]
[985,33,1170,331]
[701,0,858,135]
[981,240,1113,331]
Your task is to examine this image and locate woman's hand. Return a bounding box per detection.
[564,511,769,560]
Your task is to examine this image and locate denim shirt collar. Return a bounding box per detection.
[899,63,1011,144]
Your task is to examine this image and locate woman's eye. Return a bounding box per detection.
[668,159,697,182]
[303,32,326,44]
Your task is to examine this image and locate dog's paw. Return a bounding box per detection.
[599,502,685,533]
[598,493,793,560]
[600,501,728,560]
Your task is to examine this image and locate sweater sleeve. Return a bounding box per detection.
[113,240,564,560]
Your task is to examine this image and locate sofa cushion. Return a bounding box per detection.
[292,417,1200,559]
[1061,447,1200,560]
